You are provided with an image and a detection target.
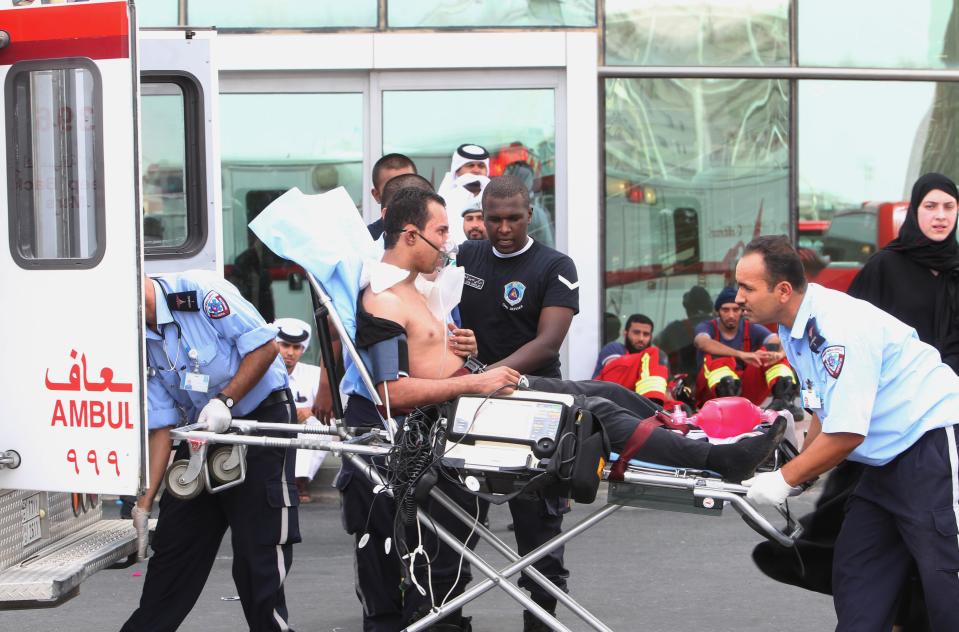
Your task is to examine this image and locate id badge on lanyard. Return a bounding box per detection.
[180,348,210,393]
[800,379,822,409]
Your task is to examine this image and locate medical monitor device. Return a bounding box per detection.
[442,390,574,472]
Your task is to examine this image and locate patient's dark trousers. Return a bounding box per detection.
[526,377,711,469]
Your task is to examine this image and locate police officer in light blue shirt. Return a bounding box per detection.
[735,236,959,632]
[123,270,300,632]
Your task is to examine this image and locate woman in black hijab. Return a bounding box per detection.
[848,171,959,372]
[752,173,959,631]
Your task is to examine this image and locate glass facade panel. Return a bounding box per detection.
[389,0,595,27]
[799,0,959,68]
[7,65,102,266]
[605,0,789,66]
[798,80,959,289]
[141,82,189,249]
[188,1,376,28]
[220,92,364,363]
[604,77,789,377]
[382,88,557,247]
[136,0,179,27]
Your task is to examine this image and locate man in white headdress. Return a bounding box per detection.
[438,143,491,245]
[274,317,327,503]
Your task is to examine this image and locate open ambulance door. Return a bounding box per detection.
[0,0,145,497]
[139,27,221,275]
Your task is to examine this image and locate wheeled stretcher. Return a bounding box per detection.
[166,272,805,632]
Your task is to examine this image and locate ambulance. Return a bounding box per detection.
[0,0,221,606]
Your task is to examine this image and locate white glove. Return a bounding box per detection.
[198,397,232,433]
[743,470,794,506]
[132,505,150,561]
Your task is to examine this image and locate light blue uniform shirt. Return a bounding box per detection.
[145,271,288,430]
[781,283,959,466]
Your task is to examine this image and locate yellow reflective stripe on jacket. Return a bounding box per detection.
[764,363,793,385]
[635,375,667,396]
[704,362,738,389]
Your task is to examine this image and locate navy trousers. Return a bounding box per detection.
[122,393,299,632]
[337,454,488,632]
[833,424,959,632]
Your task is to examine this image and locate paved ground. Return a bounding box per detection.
[6,474,836,632]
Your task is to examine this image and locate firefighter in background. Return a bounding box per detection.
[693,286,801,413]
[594,314,672,406]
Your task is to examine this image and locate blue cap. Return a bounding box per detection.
[714,286,738,311]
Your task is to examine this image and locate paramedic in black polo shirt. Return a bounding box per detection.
[456,174,579,632]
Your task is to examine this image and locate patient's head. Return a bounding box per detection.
[381,173,434,219]
[384,188,450,273]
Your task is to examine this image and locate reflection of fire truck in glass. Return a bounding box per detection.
[804,201,909,292]
[603,169,789,329]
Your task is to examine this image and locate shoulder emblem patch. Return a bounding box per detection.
[821,345,845,378]
[203,290,231,319]
[464,273,485,290]
[504,281,526,307]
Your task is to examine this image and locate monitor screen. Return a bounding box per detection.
[451,397,565,444]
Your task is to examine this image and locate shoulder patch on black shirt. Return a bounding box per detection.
[464,273,485,290]
[167,291,200,312]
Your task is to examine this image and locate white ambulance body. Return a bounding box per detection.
[0,0,220,606]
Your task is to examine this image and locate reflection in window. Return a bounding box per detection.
[136,0,179,27]
[390,0,595,27]
[141,82,189,249]
[604,78,789,376]
[820,209,879,265]
[799,79,959,289]
[798,81,944,222]
[219,92,364,363]
[188,1,376,28]
[799,0,959,69]
[8,64,102,266]
[605,0,788,66]
[382,89,556,247]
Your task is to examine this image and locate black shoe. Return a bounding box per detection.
[768,398,805,422]
[523,610,554,632]
[705,418,787,483]
[714,375,742,398]
[786,403,805,421]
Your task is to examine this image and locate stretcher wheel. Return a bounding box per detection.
[164,459,203,500]
[208,446,241,484]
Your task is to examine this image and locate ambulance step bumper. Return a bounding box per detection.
[0,518,154,607]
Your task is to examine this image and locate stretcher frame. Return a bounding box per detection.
[168,273,804,632]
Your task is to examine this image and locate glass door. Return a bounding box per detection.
[371,70,566,250]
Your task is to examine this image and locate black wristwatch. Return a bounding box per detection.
[214,392,235,409]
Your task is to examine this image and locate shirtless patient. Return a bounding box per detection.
[356,188,785,483]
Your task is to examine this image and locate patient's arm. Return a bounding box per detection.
[376,367,521,410]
